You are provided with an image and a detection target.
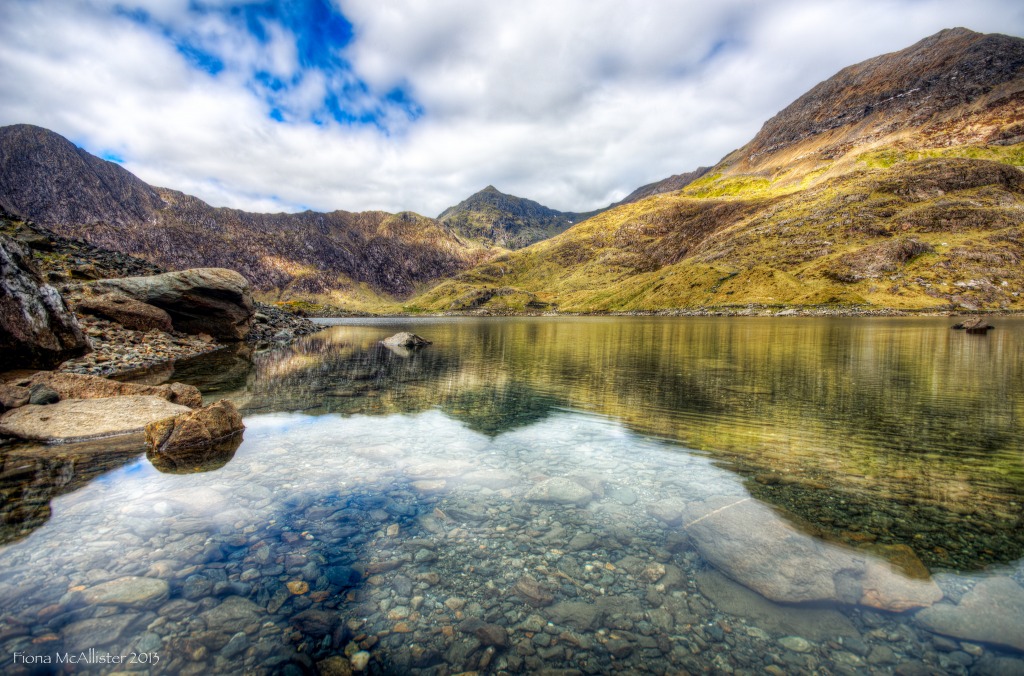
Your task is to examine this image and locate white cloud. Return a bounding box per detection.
[0,0,1022,216]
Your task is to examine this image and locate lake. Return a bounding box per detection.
[1,316,1022,674]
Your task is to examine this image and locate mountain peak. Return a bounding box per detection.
[738,28,1024,170]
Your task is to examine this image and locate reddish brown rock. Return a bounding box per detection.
[146,399,244,453]
[74,292,173,332]
[27,372,202,408]
[0,383,30,412]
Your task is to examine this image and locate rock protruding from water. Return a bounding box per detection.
[26,371,202,408]
[0,234,90,370]
[0,395,191,443]
[683,495,942,612]
[85,268,254,341]
[915,576,1024,652]
[75,291,173,332]
[382,332,432,348]
[145,399,244,454]
[951,317,994,334]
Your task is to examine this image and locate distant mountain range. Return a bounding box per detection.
[1,27,1022,313]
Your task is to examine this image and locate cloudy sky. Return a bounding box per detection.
[1,1,1021,216]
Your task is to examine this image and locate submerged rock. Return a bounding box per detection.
[524,477,593,506]
[145,399,244,453]
[0,234,89,369]
[683,495,942,611]
[0,395,191,443]
[0,383,30,412]
[915,576,1024,652]
[382,332,432,348]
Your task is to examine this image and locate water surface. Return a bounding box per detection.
[1,317,1022,674]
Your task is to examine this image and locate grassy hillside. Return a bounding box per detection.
[413,154,1024,313]
[412,29,1024,315]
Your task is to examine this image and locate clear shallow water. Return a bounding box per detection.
[0,317,1022,674]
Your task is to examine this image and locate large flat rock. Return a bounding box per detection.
[915,576,1024,652]
[683,495,942,612]
[0,395,191,442]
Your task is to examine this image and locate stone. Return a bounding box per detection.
[350,651,371,671]
[291,609,338,636]
[61,614,139,653]
[514,575,554,607]
[75,292,173,332]
[915,576,1024,652]
[683,496,942,611]
[28,371,203,408]
[82,576,169,608]
[199,596,263,634]
[475,623,508,647]
[0,234,89,369]
[318,656,354,676]
[381,332,431,348]
[85,268,254,341]
[221,632,249,658]
[0,383,30,411]
[647,498,687,525]
[525,477,593,506]
[545,601,604,631]
[146,399,244,453]
[27,383,59,405]
[0,395,191,442]
[779,636,813,653]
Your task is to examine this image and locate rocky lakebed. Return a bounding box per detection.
[0,406,1022,675]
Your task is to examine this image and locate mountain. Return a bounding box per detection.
[0,124,491,308]
[412,28,1024,314]
[437,185,600,249]
[608,166,712,207]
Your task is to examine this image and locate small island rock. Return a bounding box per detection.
[382,332,431,348]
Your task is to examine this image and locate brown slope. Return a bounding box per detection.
[725,28,1024,177]
[0,125,490,299]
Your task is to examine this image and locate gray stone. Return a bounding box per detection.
[545,601,604,631]
[82,576,169,608]
[221,632,249,658]
[61,614,139,653]
[199,596,263,634]
[915,576,1024,652]
[0,234,89,369]
[684,496,942,611]
[86,268,254,340]
[695,569,859,642]
[381,332,431,348]
[0,395,191,442]
[525,478,593,506]
[779,636,813,653]
[28,383,59,405]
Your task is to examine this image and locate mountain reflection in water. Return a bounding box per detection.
[161,316,1024,573]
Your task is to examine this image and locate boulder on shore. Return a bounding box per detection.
[74,292,173,332]
[85,268,254,341]
[25,372,202,408]
[381,332,431,348]
[682,495,942,612]
[0,234,90,370]
[0,395,191,443]
[145,399,244,454]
